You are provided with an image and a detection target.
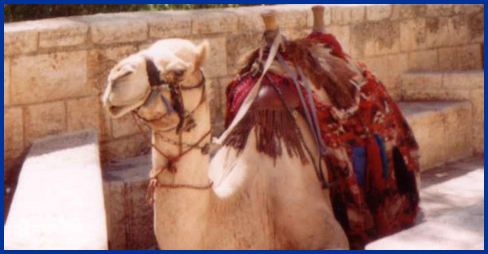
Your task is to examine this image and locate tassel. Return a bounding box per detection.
[365,137,391,235]
[374,135,389,180]
[352,146,367,187]
[365,137,385,212]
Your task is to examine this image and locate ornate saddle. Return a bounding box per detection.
[251,82,300,111]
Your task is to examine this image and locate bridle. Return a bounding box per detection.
[132,58,213,204]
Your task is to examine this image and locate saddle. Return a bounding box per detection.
[252,83,300,110]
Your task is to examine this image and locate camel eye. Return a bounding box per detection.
[173,70,185,77]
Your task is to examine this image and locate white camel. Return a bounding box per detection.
[102,33,348,249]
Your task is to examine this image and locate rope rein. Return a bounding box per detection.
[131,72,214,205]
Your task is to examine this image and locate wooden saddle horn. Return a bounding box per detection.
[312,5,326,33]
[261,10,280,44]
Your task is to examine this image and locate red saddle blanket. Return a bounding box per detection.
[224,33,420,250]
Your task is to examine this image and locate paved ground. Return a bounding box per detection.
[367,157,484,250]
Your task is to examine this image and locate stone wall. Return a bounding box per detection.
[4,4,484,183]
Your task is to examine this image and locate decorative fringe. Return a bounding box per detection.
[224,108,308,165]
[364,138,386,214]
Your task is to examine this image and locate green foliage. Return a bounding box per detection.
[4,4,264,23]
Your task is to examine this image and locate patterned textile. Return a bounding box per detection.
[306,33,420,249]
[224,32,420,250]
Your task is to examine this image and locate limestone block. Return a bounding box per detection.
[103,156,157,250]
[11,51,90,105]
[193,37,227,78]
[470,89,485,124]
[235,10,265,32]
[403,89,470,102]
[473,124,484,155]
[425,17,450,48]
[111,113,140,139]
[457,44,483,70]
[4,58,10,106]
[225,31,261,73]
[402,73,443,91]
[4,23,38,56]
[192,12,238,35]
[138,41,157,51]
[4,130,108,250]
[425,4,454,17]
[438,47,459,71]
[470,89,484,155]
[443,102,473,162]
[442,71,484,90]
[407,49,438,71]
[386,54,409,91]
[4,107,24,155]
[206,79,223,125]
[401,103,447,171]
[448,14,484,46]
[90,16,148,44]
[281,29,309,40]
[367,5,392,21]
[306,5,331,28]
[390,4,426,20]
[37,18,88,48]
[331,5,365,25]
[410,110,445,171]
[351,21,400,58]
[454,4,484,14]
[438,45,482,71]
[400,19,427,52]
[88,46,138,92]
[99,108,114,143]
[274,7,308,29]
[361,57,389,85]
[25,102,67,145]
[149,14,191,39]
[400,17,451,50]
[101,135,149,164]
[67,97,101,133]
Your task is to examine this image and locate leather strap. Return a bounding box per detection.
[276,54,328,156]
[215,34,283,145]
[276,54,329,188]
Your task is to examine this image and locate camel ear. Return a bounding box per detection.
[195,40,209,70]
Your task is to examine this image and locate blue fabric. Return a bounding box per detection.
[375,135,389,180]
[352,146,367,186]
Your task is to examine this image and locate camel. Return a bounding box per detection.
[102,15,349,249]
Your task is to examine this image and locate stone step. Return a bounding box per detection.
[4,130,108,250]
[102,155,157,250]
[366,157,484,250]
[401,71,484,156]
[399,101,473,172]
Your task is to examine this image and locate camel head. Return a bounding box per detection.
[102,39,209,131]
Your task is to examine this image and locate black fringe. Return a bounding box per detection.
[392,147,419,207]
